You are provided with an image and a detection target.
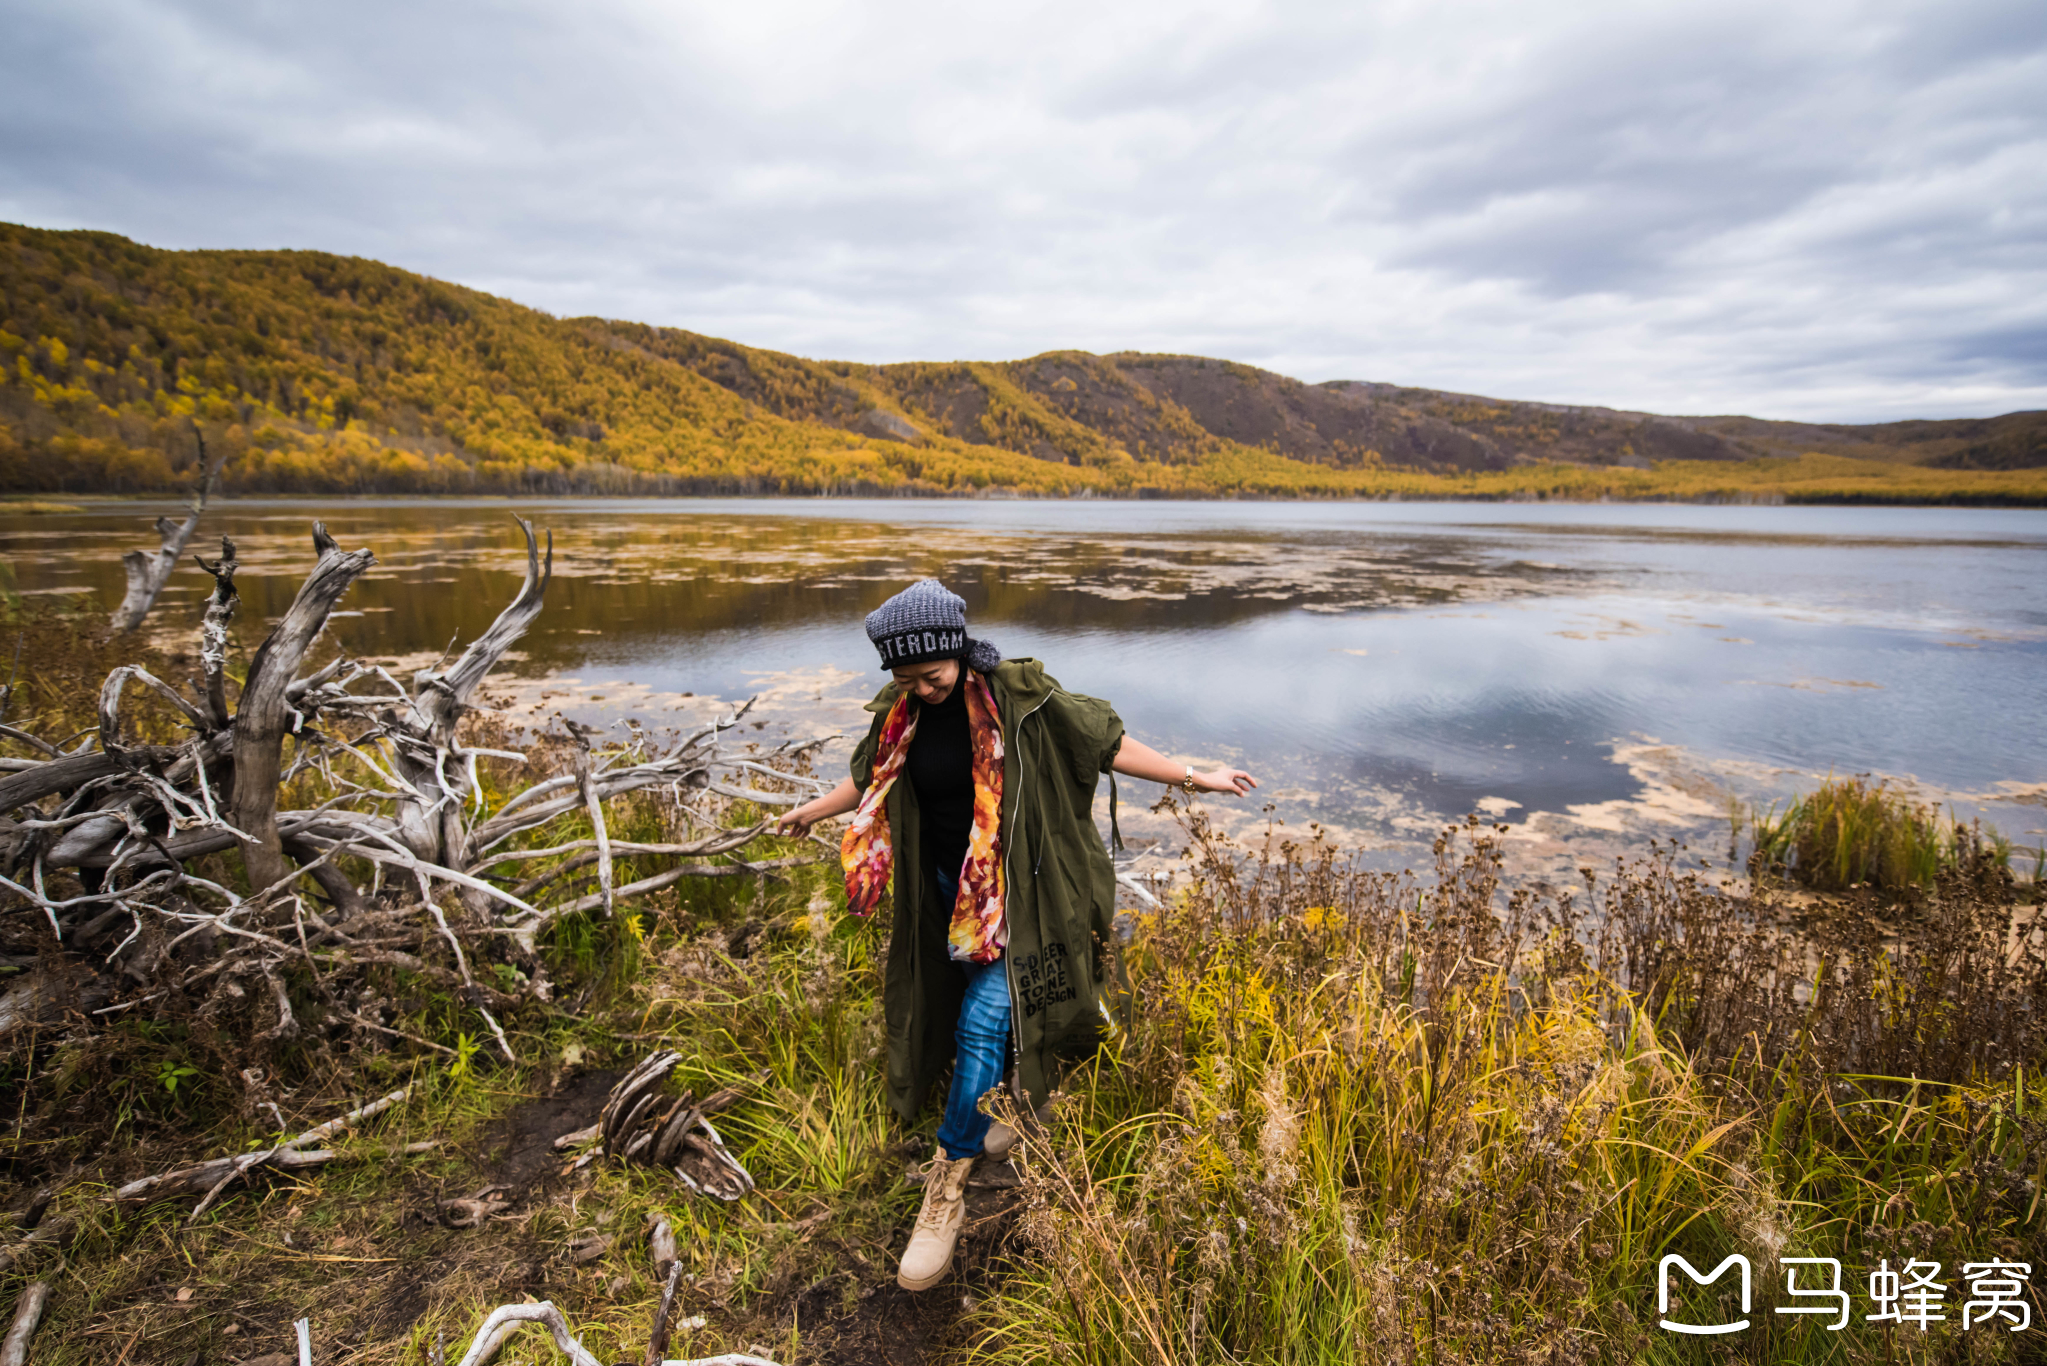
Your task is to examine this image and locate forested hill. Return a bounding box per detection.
[2,223,2042,501]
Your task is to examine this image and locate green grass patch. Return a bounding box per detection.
[1748,776,2016,893]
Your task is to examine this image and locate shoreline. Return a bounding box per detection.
[10,487,2047,509]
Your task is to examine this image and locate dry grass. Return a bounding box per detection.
[0,595,194,743]
[970,808,2047,1365]
[3,694,2043,1363]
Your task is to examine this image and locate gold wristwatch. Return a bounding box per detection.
[1181,765,1199,795]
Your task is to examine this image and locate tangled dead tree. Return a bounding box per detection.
[0,517,829,1068]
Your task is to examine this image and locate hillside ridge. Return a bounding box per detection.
[3,223,2042,502]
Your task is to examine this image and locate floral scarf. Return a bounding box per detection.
[841,669,1007,963]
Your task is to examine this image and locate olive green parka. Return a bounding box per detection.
[849,658,1125,1123]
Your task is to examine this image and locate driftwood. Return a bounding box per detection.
[649,1213,679,1277]
[227,524,379,889]
[268,1212,774,1366]
[644,1258,685,1366]
[439,1185,512,1229]
[107,423,231,636]
[209,1294,781,1366]
[111,1086,419,1222]
[0,1282,48,1366]
[0,517,835,1064]
[452,1301,602,1366]
[446,1298,782,1366]
[388,521,553,878]
[0,960,113,1035]
[592,1053,757,1201]
[0,1090,439,1277]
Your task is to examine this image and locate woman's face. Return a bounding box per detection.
[891,657,960,706]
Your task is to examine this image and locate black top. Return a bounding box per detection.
[906,683,974,878]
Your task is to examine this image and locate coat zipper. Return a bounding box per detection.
[1001,690,1050,1107]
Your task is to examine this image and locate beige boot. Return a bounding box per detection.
[981,1120,1018,1159]
[897,1150,974,1291]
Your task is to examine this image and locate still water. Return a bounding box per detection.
[4,498,2043,877]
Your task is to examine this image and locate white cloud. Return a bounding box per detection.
[1,0,2042,420]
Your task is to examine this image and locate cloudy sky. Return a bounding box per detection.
[3,0,2043,421]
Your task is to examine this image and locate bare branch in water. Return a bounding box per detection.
[107,422,231,636]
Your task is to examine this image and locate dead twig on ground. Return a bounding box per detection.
[0,1218,73,1278]
[649,1214,678,1278]
[110,1087,414,1219]
[450,1301,602,1366]
[447,1295,784,1366]
[0,1281,48,1366]
[644,1258,685,1366]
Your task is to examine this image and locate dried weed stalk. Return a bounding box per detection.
[977,808,2047,1365]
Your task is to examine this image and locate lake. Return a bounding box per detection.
[5,497,2043,883]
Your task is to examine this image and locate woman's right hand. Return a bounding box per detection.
[776,802,823,839]
[774,776,862,839]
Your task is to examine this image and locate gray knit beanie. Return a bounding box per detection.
[865,578,1002,672]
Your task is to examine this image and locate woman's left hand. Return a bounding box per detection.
[1193,768,1258,796]
[1110,737,1258,797]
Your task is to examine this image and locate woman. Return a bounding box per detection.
[776,579,1256,1291]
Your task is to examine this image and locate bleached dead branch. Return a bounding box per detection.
[443,1298,782,1366]
[451,1301,603,1366]
[107,423,231,636]
[110,1086,419,1220]
[593,1052,759,1200]
[0,1281,48,1366]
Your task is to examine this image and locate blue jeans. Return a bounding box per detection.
[934,865,1012,1160]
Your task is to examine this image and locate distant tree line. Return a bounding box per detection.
[2,223,2041,504]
